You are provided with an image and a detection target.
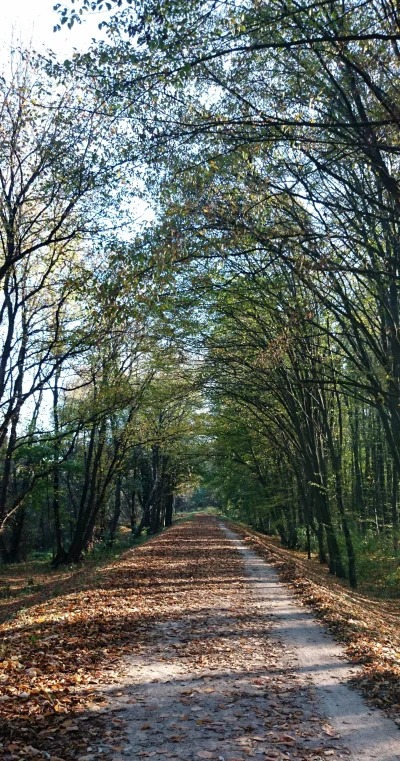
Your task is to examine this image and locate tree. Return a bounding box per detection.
[0,49,141,550]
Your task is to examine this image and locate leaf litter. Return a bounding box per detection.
[1,517,351,760]
[226,521,400,719]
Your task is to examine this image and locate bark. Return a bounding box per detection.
[7,505,26,563]
[130,488,137,533]
[392,465,399,553]
[109,474,122,543]
[52,372,67,565]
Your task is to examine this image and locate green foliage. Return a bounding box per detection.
[3,0,400,600]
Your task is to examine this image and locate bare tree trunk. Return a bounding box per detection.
[109,474,122,543]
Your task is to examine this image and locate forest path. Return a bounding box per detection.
[3,516,400,761]
[106,517,399,761]
[220,523,400,761]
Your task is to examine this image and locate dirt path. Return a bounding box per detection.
[221,523,400,761]
[99,517,398,761]
[2,516,400,761]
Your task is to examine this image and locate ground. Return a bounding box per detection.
[229,521,400,714]
[1,516,399,761]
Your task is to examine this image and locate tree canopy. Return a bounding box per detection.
[0,0,400,593]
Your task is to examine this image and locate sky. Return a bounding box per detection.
[0,0,108,62]
[0,0,154,431]
[0,0,154,225]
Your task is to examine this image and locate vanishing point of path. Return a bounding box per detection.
[105,517,400,761]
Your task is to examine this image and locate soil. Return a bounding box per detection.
[2,516,400,761]
[221,523,400,761]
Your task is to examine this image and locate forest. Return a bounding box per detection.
[1,0,400,595]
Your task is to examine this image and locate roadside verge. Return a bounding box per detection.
[222,519,400,720]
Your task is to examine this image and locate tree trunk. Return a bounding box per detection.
[7,505,26,563]
[109,475,122,543]
[51,373,67,565]
[165,491,174,527]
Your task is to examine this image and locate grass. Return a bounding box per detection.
[353,533,400,597]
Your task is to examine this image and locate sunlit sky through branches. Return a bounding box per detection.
[0,0,108,63]
[0,0,155,432]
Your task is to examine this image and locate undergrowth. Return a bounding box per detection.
[224,514,400,598]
